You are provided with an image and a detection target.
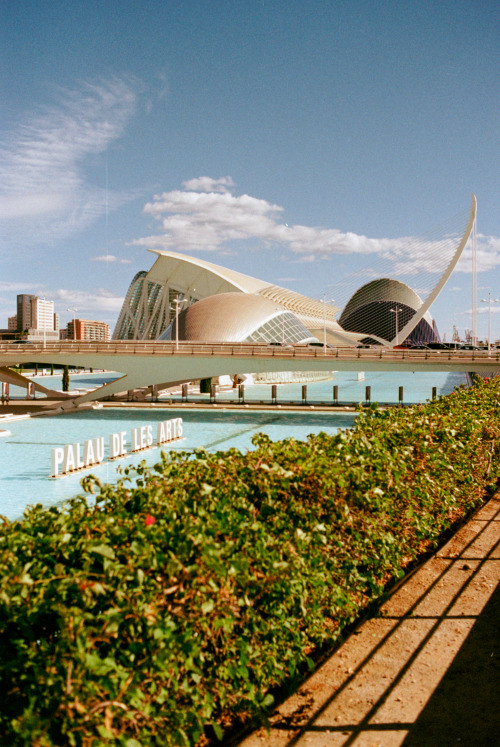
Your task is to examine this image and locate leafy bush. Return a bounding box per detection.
[0,376,499,746]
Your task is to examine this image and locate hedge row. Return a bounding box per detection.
[0,376,499,746]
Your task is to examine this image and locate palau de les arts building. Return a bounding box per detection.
[113,195,476,383]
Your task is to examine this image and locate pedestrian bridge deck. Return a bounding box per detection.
[1,342,498,405]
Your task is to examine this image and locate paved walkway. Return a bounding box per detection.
[239,495,500,747]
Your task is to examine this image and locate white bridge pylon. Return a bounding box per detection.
[390,193,477,347]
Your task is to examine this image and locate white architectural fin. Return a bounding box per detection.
[392,194,477,346]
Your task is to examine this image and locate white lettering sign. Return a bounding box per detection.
[131,424,155,452]
[51,446,64,477]
[83,437,104,467]
[62,444,76,473]
[50,418,183,478]
[83,438,95,466]
[109,431,127,459]
[157,417,183,445]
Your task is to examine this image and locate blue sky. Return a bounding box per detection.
[1,0,499,341]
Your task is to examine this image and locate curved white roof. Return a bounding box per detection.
[158,292,315,344]
[114,249,359,344]
[341,278,434,326]
[147,249,268,295]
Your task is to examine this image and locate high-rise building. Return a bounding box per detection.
[31,298,54,330]
[8,315,17,331]
[13,295,59,341]
[16,294,36,332]
[67,319,111,342]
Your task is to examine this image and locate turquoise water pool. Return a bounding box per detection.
[0,370,466,521]
[0,408,356,521]
[178,370,467,406]
[6,370,119,398]
[7,369,465,405]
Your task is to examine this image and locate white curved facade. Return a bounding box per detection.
[113,249,359,345]
[339,278,439,346]
[158,292,317,345]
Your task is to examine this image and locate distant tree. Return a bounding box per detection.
[62,365,69,392]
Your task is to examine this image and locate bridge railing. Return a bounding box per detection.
[0,340,499,364]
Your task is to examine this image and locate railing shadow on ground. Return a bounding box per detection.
[237,498,500,747]
[401,579,500,746]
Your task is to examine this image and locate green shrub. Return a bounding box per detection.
[0,376,498,746]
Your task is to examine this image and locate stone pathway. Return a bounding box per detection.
[238,495,500,746]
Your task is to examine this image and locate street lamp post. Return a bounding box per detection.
[67,308,78,341]
[480,293,499,354]
[41,298,47,350]
[390,307,402,347]
[171,297,187,350]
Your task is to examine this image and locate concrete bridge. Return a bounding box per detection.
[1,341,498,406]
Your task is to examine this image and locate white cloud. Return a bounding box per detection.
[348,268,384,280]
[0,76,141,246]
[49,288,125,319]
[458,305,500,316]
[133,178,500,300]
[138,188,285,252]
[376,233,500,276]
[182,176,235,193]
[135,179,388,256]
[0,281,40,292]
[474,305,500,316]
[289,254,317,264]
[91,254,132,264]
[457,235,500,273]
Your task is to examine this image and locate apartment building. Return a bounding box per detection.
[67,319,111,342]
